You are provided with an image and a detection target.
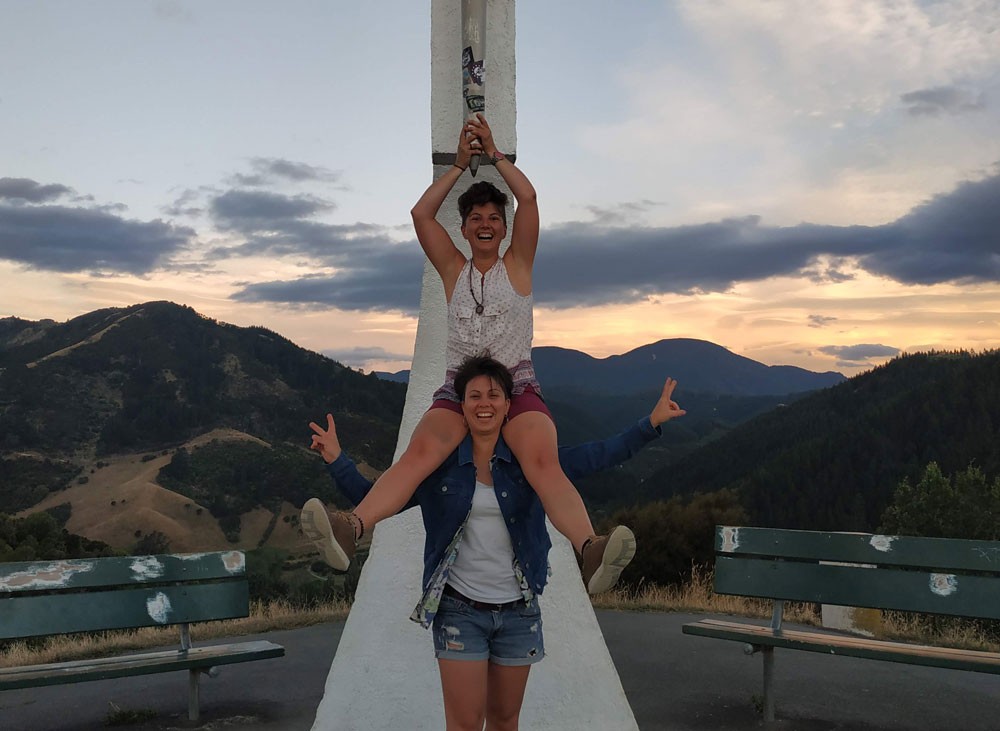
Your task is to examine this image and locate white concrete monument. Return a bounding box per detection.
[310,2,638,728]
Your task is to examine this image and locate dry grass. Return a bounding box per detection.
[0,598,351,669]
[591,564,821,625]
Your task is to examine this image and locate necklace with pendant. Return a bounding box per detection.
[469,264,485,315]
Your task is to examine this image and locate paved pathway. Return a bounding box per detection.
[1,612,996,730]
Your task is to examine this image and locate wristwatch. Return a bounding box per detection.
[491,150,506,164]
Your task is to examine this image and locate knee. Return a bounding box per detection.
[448,712,486,731]
[399,433,451,468]
[485,708,519,731]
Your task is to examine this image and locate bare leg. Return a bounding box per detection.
[501,411,593,553]
[485,663,531,731]
[439,658,488,731]
[353,408,467,534]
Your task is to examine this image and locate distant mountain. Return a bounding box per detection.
[533,339,844,397]
[373,370,411,384]
[376,338,845,397]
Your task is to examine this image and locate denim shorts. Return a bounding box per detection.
[432,593,545,666]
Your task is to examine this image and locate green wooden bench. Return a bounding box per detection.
[683,526,1000,723]
[0,550,284,721]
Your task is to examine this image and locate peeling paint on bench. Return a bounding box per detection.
[146,592,173,624]
[869,535,896,552]
[720,526,740,553]
[930,573,958,597]
[222,551,245,573]
[131,556,164,580]
[0,561,95,592]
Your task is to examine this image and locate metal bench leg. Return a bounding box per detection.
[188,669,201,721]
[761,646,775,723]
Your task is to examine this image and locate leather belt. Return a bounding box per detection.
[443,584,524,612]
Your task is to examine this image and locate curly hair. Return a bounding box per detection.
[457,181,508,225]
[453,355,514,401]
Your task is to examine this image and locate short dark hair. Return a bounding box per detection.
[458,181,508,225]
[453,355,513,401]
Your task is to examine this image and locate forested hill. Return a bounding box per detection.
[0,301,405,469]
[639,350,1000,532]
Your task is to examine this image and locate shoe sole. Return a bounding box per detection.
[586,526,636,595]
[300,498,351,571]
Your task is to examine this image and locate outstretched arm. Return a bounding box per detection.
[469,114,539,272]
[410,125,477,293]
[310,414,419,511]
[558,377,687,480]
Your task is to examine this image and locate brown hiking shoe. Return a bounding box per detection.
[300,498,356,571]
[579,526,636,595]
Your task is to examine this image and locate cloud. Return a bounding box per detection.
[583,200,661,226]
[226,170,1000,313]
[0,202,195,273]
[231,239,424,313]
[321,345,414,368]
[808,315,838,328]
[901,86,986,116]
[210,189,335,232]
[228,158,344,187]
[819,343,900,367]
[0,178,72,203]
[859,172,1000,284]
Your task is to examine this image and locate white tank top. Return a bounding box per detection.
[447,480,523,603]
[432,258,540,402]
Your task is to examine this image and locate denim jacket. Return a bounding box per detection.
[325,416,662,596]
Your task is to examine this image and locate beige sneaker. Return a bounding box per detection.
[580,526,636,595]
[300,498,356,571]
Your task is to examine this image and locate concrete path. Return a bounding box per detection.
[1,611,995,730]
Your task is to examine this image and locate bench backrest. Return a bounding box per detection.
[0,551,249,640]
[713,526,1000,620]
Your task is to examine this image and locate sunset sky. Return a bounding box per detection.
[2,1,998,377]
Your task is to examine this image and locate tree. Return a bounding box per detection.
[609,489,747,587]
[879,462,1000,540]
[133,531,171,555]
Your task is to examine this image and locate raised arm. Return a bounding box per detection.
[469,115,539,273]
[410,126,476,295]
[310,413,418,511]
[557,378,686,480]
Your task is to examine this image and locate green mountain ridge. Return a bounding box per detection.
[0,301,406,516]
[640,349,1000,532]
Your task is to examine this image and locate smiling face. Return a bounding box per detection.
[461,374,511,438]
[461,203,507,257]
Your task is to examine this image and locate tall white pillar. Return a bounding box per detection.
[311,2,638,728]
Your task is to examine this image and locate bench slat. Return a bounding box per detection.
[683,618,1000,674]
[0,640,284,690]
[715,526,1000,574]
[0,581,250,640]
[0,552,246,593]
[715,555,1000,619]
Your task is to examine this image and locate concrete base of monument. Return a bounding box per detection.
[310,509,639,730]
